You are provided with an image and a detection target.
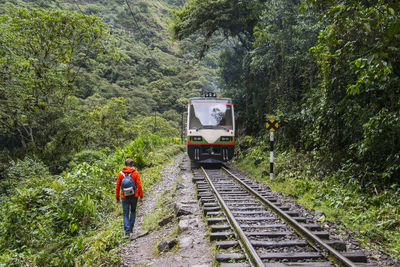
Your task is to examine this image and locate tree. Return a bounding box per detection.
[305,0,400,186]
[171,0,264,57]
[89,97,133,147]
[0,8,117,152]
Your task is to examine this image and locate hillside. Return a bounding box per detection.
[1,1,220,264]
[0,0,219,171]
[171,0,400,260]
[1,0,400,264]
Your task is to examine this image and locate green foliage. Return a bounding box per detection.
[0,0,208,265]
[141,180,178,232]
[0,0,216,173]
[87,97,134,147]
[132,116,180,138]
[236,137,400,260]
[68,150,107,170]
[75,218,123,267]
[172,0,400,189]
[113,134,180,170]
[172,0,322,134]
[0,156,50,195]
[0,7,117,153]
[0,135,181,266]
[171,0,263,57]
[40,96,134,172]
[0,162,113,265]
[303,0,400,187]
[6,156,50,182]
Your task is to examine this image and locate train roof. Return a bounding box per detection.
[189,97,232,104]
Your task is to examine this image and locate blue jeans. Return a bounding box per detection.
[121,197,138,234]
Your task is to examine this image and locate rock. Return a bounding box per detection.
[174,202,193,217]
[190,265,210,267]
[157,240,169,252]
[189,218,199,227]
[158,215,174,226]
[175,256,183,262]
[176,182,184,190]
[157,239,178,253]
[179,219,189,232]
[315,210,324,216]
[180,165,187,171]
[179,236,193,249]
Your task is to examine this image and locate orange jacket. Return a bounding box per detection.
[116,167,143,200]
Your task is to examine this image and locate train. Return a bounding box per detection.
[187,93,235,164]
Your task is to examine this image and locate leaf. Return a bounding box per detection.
[363,22,371,33]
[317,215,326,222]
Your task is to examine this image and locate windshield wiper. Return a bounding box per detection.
[219,126,231,132]
[195,125,214,131]
[194,125,231,132]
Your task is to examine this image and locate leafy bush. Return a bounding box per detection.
[235,137,400,260]
[0,162,112,266]
[113,134,180,169]
[131,116,180,138]
[68,150,107,170]
[0,135,181,266]
[6,156,50,181]
[0,157,50,196]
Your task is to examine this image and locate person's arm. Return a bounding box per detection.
[135,172,144,202]
[115,173,121,203]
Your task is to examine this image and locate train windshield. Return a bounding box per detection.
[189,103,233,130]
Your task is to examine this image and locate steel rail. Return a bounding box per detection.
[222,167,357,267]
[200,167,265,267]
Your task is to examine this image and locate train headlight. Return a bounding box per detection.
[190,136,202,141]
[220,136,232,142]
[204,92,217,97]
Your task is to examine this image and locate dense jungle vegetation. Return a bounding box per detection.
[172,0,400,190]
[172,0,400,259]
[0,0,219,173]
[1,0,400,264]
[0,0,212,265]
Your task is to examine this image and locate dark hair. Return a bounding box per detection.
[125,158,134,167]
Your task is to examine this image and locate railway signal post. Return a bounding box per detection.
[266,119,279,180]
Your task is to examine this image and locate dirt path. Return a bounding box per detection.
[119,153,213,267]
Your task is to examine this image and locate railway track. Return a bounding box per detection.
[192,166,376,267]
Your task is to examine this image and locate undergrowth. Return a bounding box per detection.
[235,136,400,261]
[0,135,182,266]
[141,172,181,232]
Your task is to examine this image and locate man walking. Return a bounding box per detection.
[116,158,143,237]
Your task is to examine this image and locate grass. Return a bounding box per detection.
[72,143,184,266]
[141,167,182,232]
[141,208,166,232]
[141,163,183,257]
[235,148,400,262]
[210,242,218,266]
[75,215,124,266]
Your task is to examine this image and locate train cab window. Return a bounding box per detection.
[189,103,233,129]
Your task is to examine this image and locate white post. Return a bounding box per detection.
[270,131,274,180]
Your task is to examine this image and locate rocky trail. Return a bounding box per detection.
[119,153,212,267]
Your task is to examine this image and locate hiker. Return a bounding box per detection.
[116,158,143,237]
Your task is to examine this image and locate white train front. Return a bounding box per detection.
[187,94,235,163]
